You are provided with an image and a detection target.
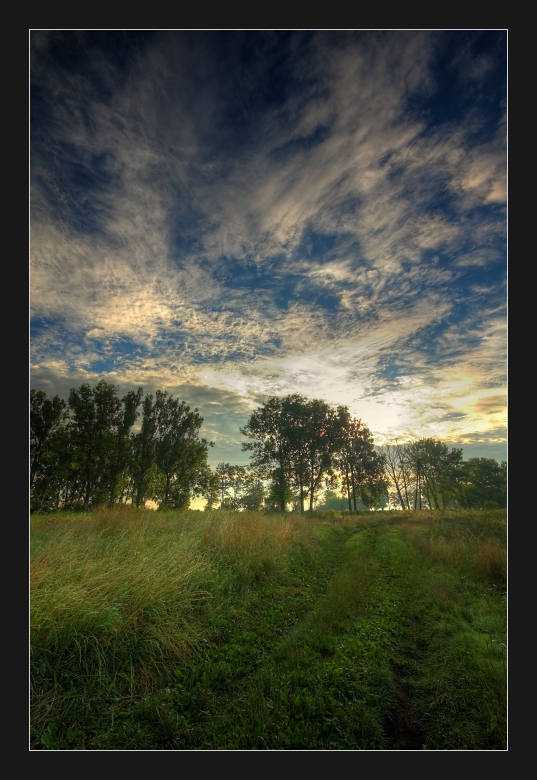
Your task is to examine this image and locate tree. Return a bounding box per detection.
[264,472,295,512]
[215,463,237,508]
[131,394,160,508]
[30,381,215,512]
[279,395,311,512]
[333,407,388,511]
[240,477,266,511]
[153,391,211,509]
[298,398,340,511]
[30,389,67,488]
[241,395,342,512]
[242,395,389,513]
[455,458,507,509]
[197,465,220,510]
[241,397,293,512]
[403,438,464,509]
[215,463,261,510]
[30,389,68,511]
[379,441,413,510]
[67,380,126,511]
[106,387,143,507]
[164,438,213,510]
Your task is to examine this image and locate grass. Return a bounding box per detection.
[30,507,507,750]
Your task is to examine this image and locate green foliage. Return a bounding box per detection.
[30,382,214,512]
[32,387,506,515]
[456,458,507,509]
[30,389,69,511]
[380,439,506,512]
[241,395,391,513]
[31,507,506,750]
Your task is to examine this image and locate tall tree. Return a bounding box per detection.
[404,438,464,509]
[241,397,292,512]
[455,457,507,509]
[299,398,339,511]
[30,389,67,486]
[154,391,210,509]
[379,441,413,510]
[30,389,68,509]
[241,395,339,512]
[131,393,160,508]
[165,438,213,510]
[107,387,143,507]
[242,395,380,512]
[67,380,124,511]
[279,394,311,512]
[334,407,387,511]
[30,381,216,512]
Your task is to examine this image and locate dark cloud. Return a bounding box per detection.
[30,30,507,466]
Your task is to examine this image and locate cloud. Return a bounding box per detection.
[30,30,507,466]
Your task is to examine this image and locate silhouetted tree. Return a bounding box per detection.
[107,387,143,507]
[153,391,211,509]
[241,397,292,512]
[333,407,388,511]
[67,380,126,510]
[30,389,67,488]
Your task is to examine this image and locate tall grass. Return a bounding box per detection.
[31,508,303,744]
[199,510,299,589]
[30,507,507,750]
[401,508,507,584]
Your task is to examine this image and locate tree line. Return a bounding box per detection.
[30,381,213,512]
[378,439,506,511]
[30,381,506,513]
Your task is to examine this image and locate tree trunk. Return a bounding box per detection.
[279,458,286,512]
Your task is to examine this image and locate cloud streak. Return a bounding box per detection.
[30,30,507,466]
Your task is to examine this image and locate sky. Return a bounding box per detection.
[30,30,507,469]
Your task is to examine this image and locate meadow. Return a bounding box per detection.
[30,507,507,750]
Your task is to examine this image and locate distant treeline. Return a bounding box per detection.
[30,381,506,513]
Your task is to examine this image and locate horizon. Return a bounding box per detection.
[30,30,507,469]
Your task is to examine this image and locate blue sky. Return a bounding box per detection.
[30,30,507,467]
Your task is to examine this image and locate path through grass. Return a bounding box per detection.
[31,508,507,750]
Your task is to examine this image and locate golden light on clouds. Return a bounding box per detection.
[31,31,507,465]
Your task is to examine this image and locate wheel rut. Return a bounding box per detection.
[383,662,426,750]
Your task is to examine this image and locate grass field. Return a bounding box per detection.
[30,506,507,750]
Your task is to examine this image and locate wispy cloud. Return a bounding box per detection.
[30,30,507,465]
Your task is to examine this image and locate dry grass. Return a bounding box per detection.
[197,511,306,587]
[201,510,296,555]
[400,509,507,586]
[30,510,218,682]
[473,539,507,584]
